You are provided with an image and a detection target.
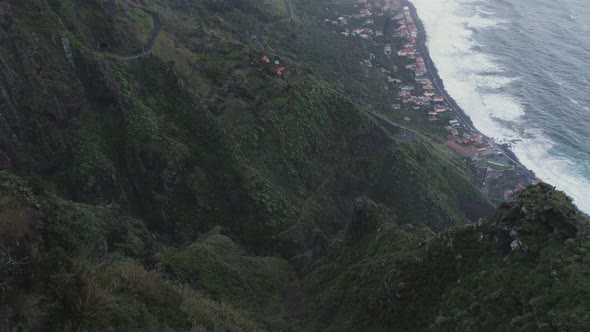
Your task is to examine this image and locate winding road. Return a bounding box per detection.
[365,110,416,143]
[100,8,162,61]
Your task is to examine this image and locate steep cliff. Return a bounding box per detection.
[0,0,587,331]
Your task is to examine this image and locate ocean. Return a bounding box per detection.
[410,0,590,214]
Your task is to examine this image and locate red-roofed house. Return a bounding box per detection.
[471,133,483,144]
[434,105,446,112]
[398,48,415,56]
[445,140,478,159]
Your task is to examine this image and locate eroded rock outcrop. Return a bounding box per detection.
[492,183,588,253]
[346,196,397,242]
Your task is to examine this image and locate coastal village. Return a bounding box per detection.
[322,0,539,203]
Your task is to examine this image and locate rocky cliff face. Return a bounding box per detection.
[346,196,398,241]
[492,184,589,254]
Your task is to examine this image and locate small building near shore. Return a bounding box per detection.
[434,105,447,113]
[445,140,478,159]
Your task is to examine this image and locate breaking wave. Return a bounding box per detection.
[410,0,590,214]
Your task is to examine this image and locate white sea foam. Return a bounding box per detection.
[475,5,496,16]
[513,131,590,211]
[475,75,520,89]
[482,94,525,121]
[465,14,498,29]
[410,0,590,214]
[410,0,522,138]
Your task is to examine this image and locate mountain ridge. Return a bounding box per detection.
[0,0,588,330]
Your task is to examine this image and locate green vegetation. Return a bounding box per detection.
[0,0,588,330]
[303,184,590,331]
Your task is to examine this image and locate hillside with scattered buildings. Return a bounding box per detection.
[0,0,588,330]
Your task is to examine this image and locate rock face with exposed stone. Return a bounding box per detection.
[347,196,397,242]
[61,36,74,68]
[491,183,589,253]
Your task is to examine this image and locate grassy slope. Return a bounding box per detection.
[0,172,266,331]
[0,0,488,248]
[303,184,590,331]
[2,0,585,331]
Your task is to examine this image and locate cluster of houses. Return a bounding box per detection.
[443,122,536,198]
[325,1,456,123]
[324,0,402,39]
[324,17,379,39]
[388,7,446,120]
[323,1,448,121]
[394,7,417,50]
[394,95,446,120]
[398,72,446,115]
[319,0,540,200]
[356,0,402,16]
[444,129,492,161]
[260,55,287,77]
